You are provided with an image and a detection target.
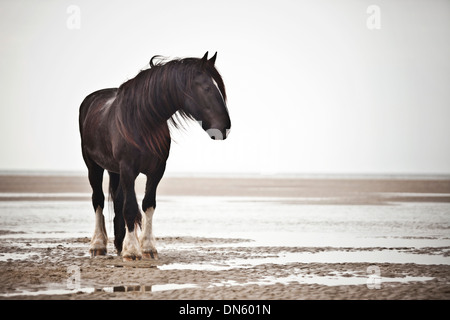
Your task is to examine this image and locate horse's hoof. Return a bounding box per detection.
[142,250,158,260]
[122,254,142,262]
[90,248,107,257]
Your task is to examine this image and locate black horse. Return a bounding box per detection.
[79,52,230,261]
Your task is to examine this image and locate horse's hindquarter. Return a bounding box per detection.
[80,88,120,172]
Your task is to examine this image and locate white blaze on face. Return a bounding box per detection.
[211,77,230,139]
[211,77,226,105]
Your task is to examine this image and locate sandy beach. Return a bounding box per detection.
[0,174,449,300]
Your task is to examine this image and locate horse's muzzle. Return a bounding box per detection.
[206,127,230,140]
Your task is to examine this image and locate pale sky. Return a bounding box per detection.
[1,0,449,175]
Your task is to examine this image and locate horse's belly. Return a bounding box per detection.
[83,137,119,173]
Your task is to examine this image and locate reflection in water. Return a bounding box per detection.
[0,283,199,297]
[99,283,198,293]
[99,285,152,293]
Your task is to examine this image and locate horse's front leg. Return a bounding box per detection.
[122,226,141,261]
[140,207,158,259]
[140,166,165,260]
[90,206,108,256]
[119,165,142,261]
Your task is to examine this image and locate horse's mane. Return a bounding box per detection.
[114,55,227,158]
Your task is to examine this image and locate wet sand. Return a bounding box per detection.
[0,174,449,300]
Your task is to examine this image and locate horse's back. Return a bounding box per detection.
[79,88,118,133]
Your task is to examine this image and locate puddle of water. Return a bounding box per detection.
[378,192,450,198]
[273,250,450,265]
[0,283,199,298]
[160,249,450,272]
[209,274,435,288]
[160,263,231,271]
[0,193,91,199]
[0,239,92,262]
[1,288,84,298]
[2,272,435,297]
[0,252,38,262]
[1,198,449,248]
[98,283,199,293]
[152,283,199,292]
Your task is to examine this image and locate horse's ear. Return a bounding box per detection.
[201,51,209,62]
[209,52,217,66]
[150,55,162,67]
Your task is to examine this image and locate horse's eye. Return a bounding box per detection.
[204,86,211,93]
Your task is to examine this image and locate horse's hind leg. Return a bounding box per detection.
[86,162,108,257]
[109,171,126,255]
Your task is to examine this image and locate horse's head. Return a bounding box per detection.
[183,52,231,140]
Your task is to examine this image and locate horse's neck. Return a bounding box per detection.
[119,84,178,124]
